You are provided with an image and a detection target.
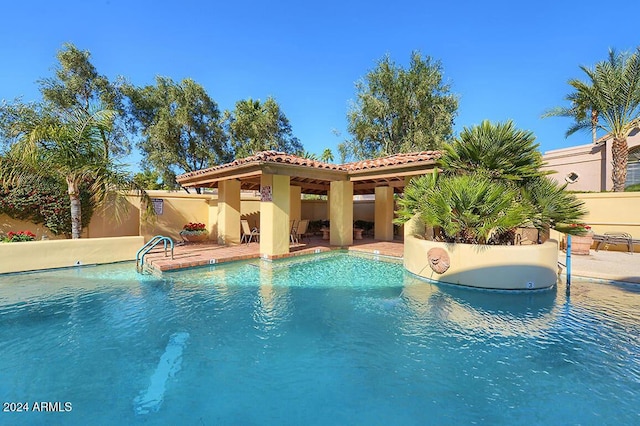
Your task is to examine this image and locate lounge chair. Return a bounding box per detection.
[291,219,309,244]
[594,232,636,253]
[241,220,259,245]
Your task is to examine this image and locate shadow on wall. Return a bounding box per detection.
[141,201,192,242]
[0,215,65,240]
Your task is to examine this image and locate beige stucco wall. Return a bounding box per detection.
[576,192,640,252]
[86,196,141,238]
[140,190,215,242]
[542,131,640,191]
[0,236,144,274]
[542,143,605,191]
[301,199,328,221]
[0,216,65,240]
[0,195,140,240]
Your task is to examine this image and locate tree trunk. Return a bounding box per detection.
[67,176,82,238]
[611,137,628,192]
[591,110,598,144]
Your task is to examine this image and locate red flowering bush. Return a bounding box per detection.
[180,222,207,235]
[2,231,37,243]
[0,175,93,236]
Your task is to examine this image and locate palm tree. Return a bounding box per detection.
[2,104,134,238]
[439,120,543,182]
[320,148,334,163]
[545,48,640,191]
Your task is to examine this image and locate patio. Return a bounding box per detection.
[143,236,404,273]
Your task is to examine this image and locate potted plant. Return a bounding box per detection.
[180,222,209,243]
[564,223,593,255]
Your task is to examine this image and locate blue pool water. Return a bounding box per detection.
[0,252,638,425]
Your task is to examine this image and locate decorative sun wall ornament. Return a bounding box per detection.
[427,247,450,274]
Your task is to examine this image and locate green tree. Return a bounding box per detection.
[38,43,129,159]
[1,103,133,239]
[133,168,165,190]
[342,51,458,160]
[225,97,303,158]
[545,48,640,191]
[125,77,230,191]
[320,148,334,163]
[396,121,587,243]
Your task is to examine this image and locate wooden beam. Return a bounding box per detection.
[262,163,348,182]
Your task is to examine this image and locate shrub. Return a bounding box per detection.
[0,176,93,236]
[625,183,640,192]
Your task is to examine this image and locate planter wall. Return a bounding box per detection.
[404,235,559,290]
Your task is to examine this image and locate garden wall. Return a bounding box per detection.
[0,236,144,274]
[578,192,640,252]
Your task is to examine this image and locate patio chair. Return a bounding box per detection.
[290,219,298,243]
[241,219,259,245]
[292,219,309,244]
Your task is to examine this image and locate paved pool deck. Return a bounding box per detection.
[557,249,640,284]
[143,237,640,285]
[143,236,404,273]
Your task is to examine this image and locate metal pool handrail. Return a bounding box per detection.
[136,235,174,272]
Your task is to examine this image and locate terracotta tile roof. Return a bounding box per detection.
[342,151,441,171]
[177,150,343,180]
[177,150,441,180]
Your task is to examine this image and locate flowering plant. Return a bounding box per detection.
[566,223,593,236]
[2,230,37,243]
[180,222,207,235]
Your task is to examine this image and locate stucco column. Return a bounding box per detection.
[217,179,241,245]
[329,181,353,246]
[374,186,394,241]
[325,190,330,220]
[260,174,290,257]
[403,176,413,239]
[290,186,302,223]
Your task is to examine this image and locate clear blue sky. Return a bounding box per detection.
[1,0,637,170]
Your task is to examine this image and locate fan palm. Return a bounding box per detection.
[545,48,640,191]
[420,174,530,244]
[439,120,544,182]
[396,120,587,243]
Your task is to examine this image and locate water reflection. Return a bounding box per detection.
[400,273,560,338]
[253,263,291,335]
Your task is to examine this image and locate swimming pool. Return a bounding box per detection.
[0,252,638,424]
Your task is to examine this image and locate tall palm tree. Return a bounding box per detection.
[2,104,131,238]
[546,48,640,191]
[320,148,334,163]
